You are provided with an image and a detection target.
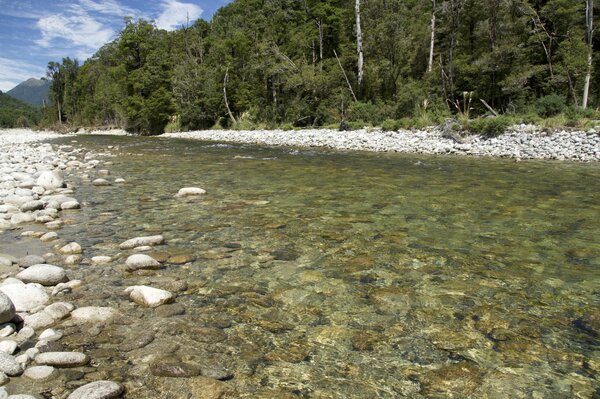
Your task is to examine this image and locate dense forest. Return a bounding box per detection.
[0,92,41,128]
[43,0,599,135]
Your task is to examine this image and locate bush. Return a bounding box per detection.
[347,101,394,125]
[468,116,512,137]
[381,119,401,132]
[536,95,566,117]
[281,123,294,131]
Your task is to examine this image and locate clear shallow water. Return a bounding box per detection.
[11,135,600,397]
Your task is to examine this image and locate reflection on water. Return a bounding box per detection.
[11,135,600,397]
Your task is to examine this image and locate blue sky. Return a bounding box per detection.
[0,0,231,91]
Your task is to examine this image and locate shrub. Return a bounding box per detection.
[381,119,400,132]
[468,116,512,137]
[281,123,294,131]
[536,95,566,117]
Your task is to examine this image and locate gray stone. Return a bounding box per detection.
[92,178,111,186]
[16,264,68,286]
[60,201,80,210]
[67,380,123,399]
[0,293,15,325]
[70,307,117,323]
[19,200,44,212]
[120,235,165,250]
[125,254,161,271]
[36,171,64,189]
[23,365,56,380]
[17,255,45,268]
[0,284,49,312]
[34,352,89,367]
[176,187,207,197]
[0,353,22,376]
[59,242,82,255]
[125,286,174,308]
[0,341,17,355]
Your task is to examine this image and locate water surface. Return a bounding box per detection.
[15,135,600,397]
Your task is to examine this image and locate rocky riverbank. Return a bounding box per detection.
[164,125,600,161]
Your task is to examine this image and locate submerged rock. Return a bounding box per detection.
[70,306,117,323]
[150,361,201,377]
[67,380,123,399]
[125,254,161,271]
[16,255,45,268]
[59,242,82,255]
[124,286,174,308]
[23,365,56,380]
[35,352,89,367]
[176,187,207,197]
[120,235,165,250]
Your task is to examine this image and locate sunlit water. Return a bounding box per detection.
[4,135,600,398]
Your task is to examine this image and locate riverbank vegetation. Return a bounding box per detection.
[41,0,600,135]
[0,92,41,128]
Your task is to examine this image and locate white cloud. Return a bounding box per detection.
[78,0,139,17]
[36,13,114,51]
[156,0,202,31]
[0,57,46,92]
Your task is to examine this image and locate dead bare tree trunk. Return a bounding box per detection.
[317,19,324,72]
[334,50,358,102]
[583,0,594,108]
[355,0,364,94]
[223,67,237,125]
[428,0,436,73]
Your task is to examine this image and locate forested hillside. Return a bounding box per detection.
[0,92,41,128]
[44,0,599,135]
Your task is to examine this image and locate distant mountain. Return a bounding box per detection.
[0,91,42,128]
[7,78,50,107]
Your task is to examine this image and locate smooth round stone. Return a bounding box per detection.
[125,254,161,271]
[23,365,56,380]
[0,353,23,376]
[0,284,49,312]
[20,231,44,238]
[124,286,175,308]
[150,362,201,377]
[10,213,35,225]
[17,255,45,268]
[0,292,15,324]
[0,341,17,355]
[114,178,125,184]
[60,201,80,210]
[0,258,11,268]
[0,221,10,231]
[0,255,15,265]
[0,372,7,386]
[59,242,82,255]
[119,235,165,250]
[64,255,82,266]
[19,200,44,212]
[167,254,196,264]
[91,256,112,265]
[45,220,63,230]
[36,171,64,189]
[40,232,58,242]
[92,179,111,186]
[34,352,89,368]
[16,264,68,286]
[39,329,63,342]
[0,325,15,338]
[97,170,110,176]
[70,307,117,323]
[52,280,82,296]
[67,380,123,399]
[176,187,207,197]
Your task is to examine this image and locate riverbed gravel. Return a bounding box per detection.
[164,125,600,161]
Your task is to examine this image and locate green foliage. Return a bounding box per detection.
[0,92,41,128]
[467,117,513,137]
[381,119,400,132]
[41,0,599,133]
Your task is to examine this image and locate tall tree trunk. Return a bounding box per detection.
[317,19,324,72]
[355,0,364,94]
[223,68,237,125]
[428,0,436,73]
[57,101,62,124]
[583,0,594,109]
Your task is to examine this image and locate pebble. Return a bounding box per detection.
[0,292,15,324]
[23,365,56,380]
[36,171,64,189]
[176,187,207,197]
[40,232,58,242]
[70,307,117,323]
[0,284,49,312]
[15,264,68,286]
[125,254,161,271]
[92,178,111,186]
[0,353,23,376]
[120,235,165,249]
[91,256,112,264]
[60,201,80,210]
[124,285,175,308]
[34,352,89,367]
[0,342,17,355]
[16,255,45,268]
[59,242,82,255]
[67,380,123,399]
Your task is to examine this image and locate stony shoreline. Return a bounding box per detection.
[163,126,600,162]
